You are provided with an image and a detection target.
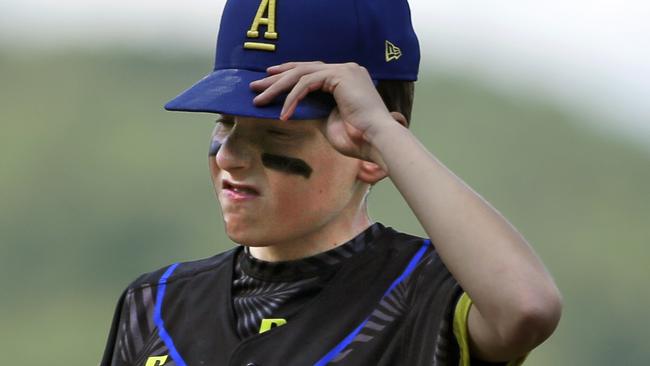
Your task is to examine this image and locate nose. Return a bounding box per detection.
[214,132,256,174]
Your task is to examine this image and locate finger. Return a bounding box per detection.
[250,63,306,94]
[266,62,298,75]
[252,71,302,106]
[267,61,323,75]
[249,72,283,91]
[280,70,331,120]
[253,64,328,106]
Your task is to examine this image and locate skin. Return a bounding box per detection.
[260,153,313,178]
[210,139,312,178]
[211,61,563,362]
[209,114,380,262]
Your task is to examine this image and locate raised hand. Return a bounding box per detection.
[249,61,400,163]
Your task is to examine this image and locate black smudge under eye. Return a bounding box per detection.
[261,153,313,179]
[208,140,222,156]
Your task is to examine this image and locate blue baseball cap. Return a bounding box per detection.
[164,0,420,120]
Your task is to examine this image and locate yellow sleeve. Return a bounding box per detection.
[452,292,529,366]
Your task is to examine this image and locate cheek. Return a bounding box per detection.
[208,155,220,182]
[266,175,322,217]
[268,165,350,218]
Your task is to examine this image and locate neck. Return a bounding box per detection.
[248,207,373,262]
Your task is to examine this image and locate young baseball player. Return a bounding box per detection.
[100,0,562,365]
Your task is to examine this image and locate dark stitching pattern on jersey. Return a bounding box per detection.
[233,223,384,339]
[132,329,166,366]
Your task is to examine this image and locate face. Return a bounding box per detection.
[208,114,364,247]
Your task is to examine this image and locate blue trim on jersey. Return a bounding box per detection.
[314,239,432,366]
[154,263,188,366]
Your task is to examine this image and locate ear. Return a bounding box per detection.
[357,159,387,185]
[357,111,407,184]
[389,111,409,128]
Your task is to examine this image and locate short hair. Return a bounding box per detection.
[375,80,415,126]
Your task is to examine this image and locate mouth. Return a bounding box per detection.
[222,179,260,197]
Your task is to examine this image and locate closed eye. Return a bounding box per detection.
[267,129,290,137]
[266,126,300,139]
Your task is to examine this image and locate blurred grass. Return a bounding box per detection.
[0,48,648,365]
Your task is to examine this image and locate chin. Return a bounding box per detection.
[223,218,270,246]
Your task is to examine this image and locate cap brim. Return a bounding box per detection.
[164,68,341,120]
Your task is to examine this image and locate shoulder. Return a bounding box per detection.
[123,246,239,294]
[102,248,239,365]
[372,226,466,364]
[377,225,462,311]
[379,225,433,261]
[380,226,455,282]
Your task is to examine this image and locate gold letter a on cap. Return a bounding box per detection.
[244,0,278,51]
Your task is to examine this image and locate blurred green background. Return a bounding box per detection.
[1,48,649,365]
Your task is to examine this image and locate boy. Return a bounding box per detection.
[100,0,562,364]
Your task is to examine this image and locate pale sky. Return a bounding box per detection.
[1,0,649,149]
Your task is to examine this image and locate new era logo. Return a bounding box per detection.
[385,40,402,62]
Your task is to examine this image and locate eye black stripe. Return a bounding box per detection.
[208,140,222,156]
[261,153,312,178]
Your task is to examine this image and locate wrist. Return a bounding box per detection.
[364,115,408,147]
[363,115,409,172]
[363,114,404,145]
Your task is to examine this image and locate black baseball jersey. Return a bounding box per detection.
[231,224,384,341]
[100,223,528,366]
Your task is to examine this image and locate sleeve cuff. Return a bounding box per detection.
[452,292,529,366]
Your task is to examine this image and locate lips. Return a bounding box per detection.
[222,179,260,196]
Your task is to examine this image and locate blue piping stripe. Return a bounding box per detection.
[153,262,188,366]
[381,239,430,297]
[314,240,431,366]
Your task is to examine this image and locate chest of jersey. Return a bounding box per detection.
[108,231,462,366]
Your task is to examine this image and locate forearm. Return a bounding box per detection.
[366,121,561,343]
